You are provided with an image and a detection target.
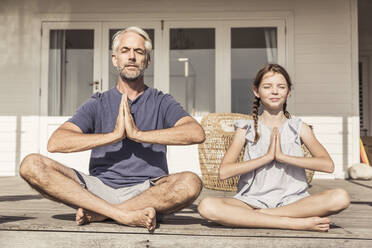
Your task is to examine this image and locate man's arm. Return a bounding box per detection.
[123,93,205,145]
[48,96,127,153]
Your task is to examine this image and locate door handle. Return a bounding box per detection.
[89,81,101,92]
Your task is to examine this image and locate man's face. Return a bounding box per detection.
[112,31,150,82]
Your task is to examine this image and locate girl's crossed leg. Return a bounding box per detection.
[197,188,349,232]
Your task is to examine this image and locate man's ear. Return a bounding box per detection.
[145,54,151,69]
[112,54,118,67]
[253,87,260,98]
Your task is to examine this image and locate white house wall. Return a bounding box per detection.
[0,0,359,179]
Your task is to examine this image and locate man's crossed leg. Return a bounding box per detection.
[20,153,202,231]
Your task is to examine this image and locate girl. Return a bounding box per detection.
[198,64,350,232]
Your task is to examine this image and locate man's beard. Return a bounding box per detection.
[118,63,145,82]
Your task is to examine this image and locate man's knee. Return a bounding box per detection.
[327,188,350,211]
[178,172,202,198]
[20,153,46,180]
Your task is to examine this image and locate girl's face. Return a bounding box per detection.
[253,71,290,111]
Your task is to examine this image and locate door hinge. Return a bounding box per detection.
[39,88,41,96]
[161,20,164,31]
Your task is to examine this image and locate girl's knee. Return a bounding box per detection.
[328,188,350,211]
[198,197,219,219]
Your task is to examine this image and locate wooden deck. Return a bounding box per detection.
[1,177,372,247]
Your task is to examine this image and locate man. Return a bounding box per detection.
[20,27,205,231]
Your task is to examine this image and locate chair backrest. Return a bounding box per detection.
[198,113,314,192]
[198,113,251,191]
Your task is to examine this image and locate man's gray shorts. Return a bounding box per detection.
[73,170,161,205]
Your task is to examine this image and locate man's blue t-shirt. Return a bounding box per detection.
[68,86,189,189]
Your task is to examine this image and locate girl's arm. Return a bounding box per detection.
[276,123,334,173]
[219,128,275,180]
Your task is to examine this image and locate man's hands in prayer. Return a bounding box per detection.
[112,94,127,142]
[112,93,143,143]
[122,93,141,142]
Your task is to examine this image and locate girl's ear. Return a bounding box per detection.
[253,87,260,98]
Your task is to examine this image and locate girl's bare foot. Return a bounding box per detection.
[75,208,107,225]
[291,217,331,232]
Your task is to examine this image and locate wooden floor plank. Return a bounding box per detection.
[1,177,372,247]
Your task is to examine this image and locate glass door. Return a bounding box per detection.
[41,22,102,116]
[231,27,280,114]
[163,20,286,115]
[228,21,286,114]
[163,22,217,116]
[102,22,162,91]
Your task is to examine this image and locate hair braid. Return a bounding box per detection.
[283,101,291,119]
[252,96,261,143]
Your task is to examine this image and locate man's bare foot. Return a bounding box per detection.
[76,207,156,231]
[75,208,107,225]
[292,217,331,232]
[116,207,157,232]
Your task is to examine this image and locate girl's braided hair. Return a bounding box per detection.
[252,64,292,142]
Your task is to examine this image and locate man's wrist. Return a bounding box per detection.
[132,130,144,143]
[109,130,124,143]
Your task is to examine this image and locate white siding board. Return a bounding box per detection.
[295,93,351,104]
[0,116,17,175]
[295,34,349,46]
[296,104,351,115]
[295,54,350,65]
[295,44,349,55]
[294,20,348,35]
[294,83,350,93]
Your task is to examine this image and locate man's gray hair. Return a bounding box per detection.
[111,26,152,58]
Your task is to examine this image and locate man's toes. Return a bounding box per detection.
[75,208,88,225]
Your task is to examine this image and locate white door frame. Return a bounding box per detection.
[162,19,287,113]
[40,22,102,116]
[102,21,162,91]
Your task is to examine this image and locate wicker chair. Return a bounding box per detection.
[198,113,315,192]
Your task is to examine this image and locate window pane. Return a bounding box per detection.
[108,28,155,89]
[170,28,215,115]
[231,27,277,114]
[48,29,94,116]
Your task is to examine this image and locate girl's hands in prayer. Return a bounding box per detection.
[274,128,285,163]
[266,127,276,162]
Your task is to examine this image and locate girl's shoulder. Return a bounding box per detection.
[287,116,304,131]
[234,119,254,130]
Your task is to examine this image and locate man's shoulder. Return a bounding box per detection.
[89,87,118,103]
[145,87,177,103]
